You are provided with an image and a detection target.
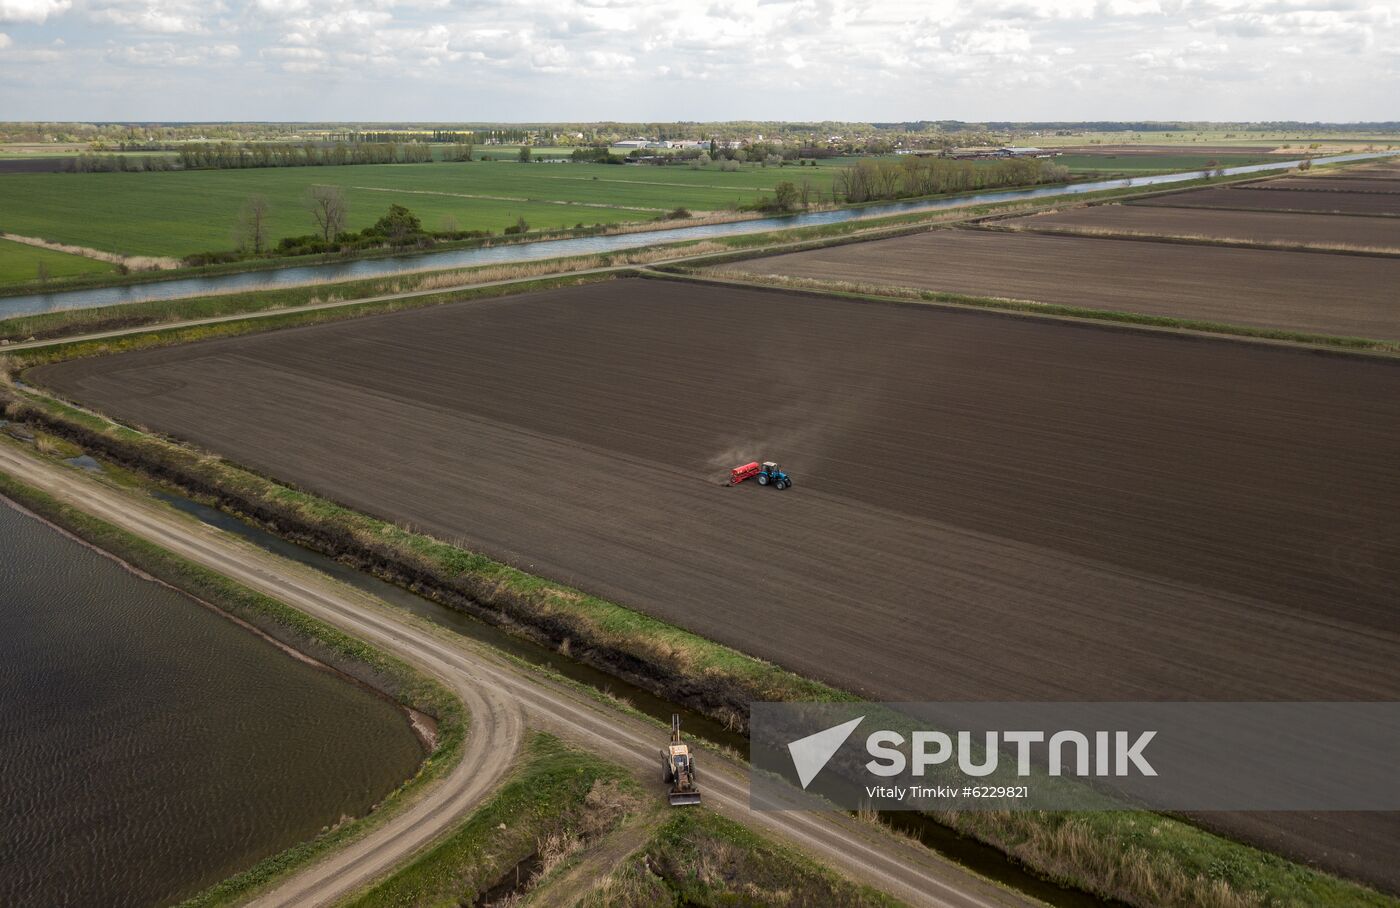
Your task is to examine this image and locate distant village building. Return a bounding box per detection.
[944,146,1058,160]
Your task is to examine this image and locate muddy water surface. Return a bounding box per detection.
[0,501,424,907]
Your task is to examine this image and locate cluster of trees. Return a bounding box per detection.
[442,143,475,162]
[833,157,1070,203]
[570,145,626,164]
[749,180,822,212]
[204,188,502,266]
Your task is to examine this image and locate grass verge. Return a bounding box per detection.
[947,810,1395,908]
[342,733,637,908]
[0,465,466,908]
[579,809,904,908]
[8,271,621,365]
[0,256,636,345]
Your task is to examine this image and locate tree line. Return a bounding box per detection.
[67,142,479,172]
[176,141,444,169]
[833,157,1070,203]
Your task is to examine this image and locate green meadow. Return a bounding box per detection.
[0,160,837,258]
[0,236,116,283]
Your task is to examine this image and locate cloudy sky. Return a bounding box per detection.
[0,0,1395,122]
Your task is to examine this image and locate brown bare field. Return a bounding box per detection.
[715,229,1400,340]
[999,204,1400,253]
[1253,177,1400,194]
[1136,185,1400,216]
[29,278,1400,887]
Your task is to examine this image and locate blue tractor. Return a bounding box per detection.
[756,461,792,490]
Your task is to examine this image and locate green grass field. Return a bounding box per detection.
[1055,152,1275,175]
[1031,129,1400,149]
[0,160,836,258]
[0,236,116,283]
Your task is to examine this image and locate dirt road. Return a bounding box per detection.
[0,442,1032,908]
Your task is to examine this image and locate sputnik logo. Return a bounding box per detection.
[787,716,864,789]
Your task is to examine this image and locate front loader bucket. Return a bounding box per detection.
[668,790,702,807]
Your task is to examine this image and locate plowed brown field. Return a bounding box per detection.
[1002,204,1400,252]
[30,278,1400,889]
[1136,185,1400,216]
[715,229,1400,339]
[1252,177,1400,194]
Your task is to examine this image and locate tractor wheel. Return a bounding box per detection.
[757,474,769,485]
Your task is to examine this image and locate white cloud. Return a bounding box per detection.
[954,25,1033,55]
[0,0,69,24]
[0,31,10,46]
[585,50,634,68]
[89,0,220,34]
[108,39,238,65]
[2,0,1398,119]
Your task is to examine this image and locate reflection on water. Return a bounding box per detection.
[3,152,1392,319]
[0,501,423,907]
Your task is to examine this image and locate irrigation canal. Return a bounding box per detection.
[2,151,1393,318]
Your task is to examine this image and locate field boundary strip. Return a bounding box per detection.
[964,220,1400,259]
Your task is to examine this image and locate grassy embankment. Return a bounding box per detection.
[0,463,466,908]
[1,372,1395,908]
[580,810,904,907]
[0,168,1290,347]
[4,271,625,357]
[341,733,636,907]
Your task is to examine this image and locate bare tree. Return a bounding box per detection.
[235,194,271,253]
[305,185,348,242]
